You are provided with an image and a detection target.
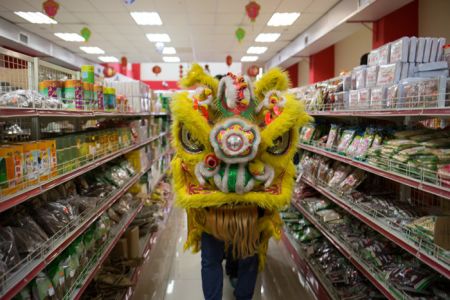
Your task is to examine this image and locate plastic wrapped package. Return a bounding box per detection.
[325,124,340,150]
[338,169,367,194]
[46,260,66,299]
[346,136,361,157]
[348,90,358,110]
[386,84,399,108]
[423,37,432,63]
[333,91,348,110]
[398,78,421,108]
[358,88,371,109]
[299,124,316,144]
[370,86,386,109]
[299,227,321,242]
[33,201,75,236]
[68,196,98,214]
[421,138,450,148]
[416,38,426,62]
[365,65,378,88]
[353,66,367,90]
[328,164,353,188]
[390,37,410,63]
[353,130,375,160]
[418,78,440,108]
[316,209,342,223]
[378,43,391,64]
[119,160,136,176]
[368,48,380,66]
[337,129,356,153]
[0,90,62,109]
[409,36,417,63]
[0,226,21,271]
[31,272,57,300]
[387,265,437,293]
[104,165,129,187]
[377,63,402,86]
[317,158,332,183]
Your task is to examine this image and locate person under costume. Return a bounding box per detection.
[170,64,311,300]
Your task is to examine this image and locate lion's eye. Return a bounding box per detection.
[267,131,291,155]
[180,125,204,153]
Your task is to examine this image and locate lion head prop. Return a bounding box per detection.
[171,64,311,267]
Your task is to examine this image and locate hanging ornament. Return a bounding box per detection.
[235,27,246,43]
[121,56,127,67]
[80,27,91,42]
[245,1,260,22]
[179,64,183,79]
[103,66,116,78]
[247,65,259,77]
[226,55,232,67]
[43,0,59,18]
[123,0,136,4]
[205,64,210,73]
[152,65,162,76]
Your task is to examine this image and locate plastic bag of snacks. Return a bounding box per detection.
[338,169,367,194]
[337,129,356,153]
[325,124,340,150]
[299,124,316,144]
[31,272,57,300]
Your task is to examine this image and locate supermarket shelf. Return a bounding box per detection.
[298,143,450,199]
[0,133,166,213]
[291,201,398,300]
[1,172,142,300]
[308,107,450,117]
[150,112,169,117]
[301,176,450,279]
[0,107,153,118]
[281,230,337,300]
[69,202,144,300]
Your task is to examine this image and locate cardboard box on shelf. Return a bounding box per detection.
[111,238,129,260]
[0,146,16,195]
[126,226,140,259]
[434,216,450,250]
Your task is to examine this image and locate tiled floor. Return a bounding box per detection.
[132,208,315,300]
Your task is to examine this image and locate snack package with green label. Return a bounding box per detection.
[46,259,66,299]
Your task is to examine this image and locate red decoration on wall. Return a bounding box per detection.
[103,66,116,78]
[226,55,232,67]
[43,0,59,18]
[245,1,260,22]
[247,65,259,77]
[152,65,162,76]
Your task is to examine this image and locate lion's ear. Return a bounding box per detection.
[179,63,219,96]
[253,68,290,101]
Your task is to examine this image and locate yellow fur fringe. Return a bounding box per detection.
[179,63,219,96]
[253,68,290,101]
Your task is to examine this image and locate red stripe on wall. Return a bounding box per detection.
[309,45,334,84]
[285,63,299,87]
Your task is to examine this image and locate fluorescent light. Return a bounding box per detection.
[247,46,267,54]
[130,12,162,25]
[146,33,171,42]
[241,56,258,62]
[80,46,105,54]
[163,56,180,63]
[166,280,175,295]
[54,33,85,42]
[14,11,57,24]
[255,33,280,43]
[98,56,119,63]
[162,47,176,55]
[267,12,300,26]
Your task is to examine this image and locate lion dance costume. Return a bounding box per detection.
[171,64,311,269]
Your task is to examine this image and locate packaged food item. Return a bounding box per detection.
[422,138,450,148]
[386,84,399,108]
[368,48,380,66]
[338,169,367,194]
[325,124,340,150]
[400,62,409,80]
[390,37,410,63]
[358,88,370,109]
[21,142,41,185]
[353,66,367,90]
[408,36,417,63]
[378,43,391,64]
[349,90,358,109]
[438,164,450,181]
[377,63,401,86]
[394,129,430,139]
[31,272,56,300]
[81,65,95,84]
[0,226,21,269]
[370,86,386,109]
[337,129,356,153]
[299,124,316,144]
[398,78,421,108]
[423,37,432,63]
[299,227,321,242]
[94,83,104,110]
[38,81,62,100]
[346,136,361,157]
[63,80,83,110]
[316,209,342,223]
[436,37,446,61]
[365,65,378,88]
[418,78,440,107]
[46,260,66,299]
[328,164,352,188]
[354,130,375,159]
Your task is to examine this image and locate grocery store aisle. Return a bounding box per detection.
[132,208,315,300]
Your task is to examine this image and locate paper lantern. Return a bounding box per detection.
[179,64,183,79]
[152,65,162,76]
[245,1,260,22]
[80,27,91,42]
[226,55,232,67]
[235,27,246,43]
[247,65,259,77]
[43,0,59,18]
[103,66,116,78]
[121,56,127,67]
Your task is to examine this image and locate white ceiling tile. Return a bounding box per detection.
[277,0,314,12]
[304,0,340,13]
[59,0,97,12]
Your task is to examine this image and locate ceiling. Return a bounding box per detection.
[0,0,340,64]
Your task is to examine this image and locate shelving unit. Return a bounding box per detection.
[0,46,173,299]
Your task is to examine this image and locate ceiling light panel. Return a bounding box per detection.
[146,33,171,42]
[163,56,180,63]
[267,12,300,26]
[162,47,176,55]
[98,56,119,62]
[247,46,267,54]
[255,33,280,43]
[80,46,105,54]
[130,12,162,25]
[241,56,258,62]
[54,33,85,42]
[14,11,57,24]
